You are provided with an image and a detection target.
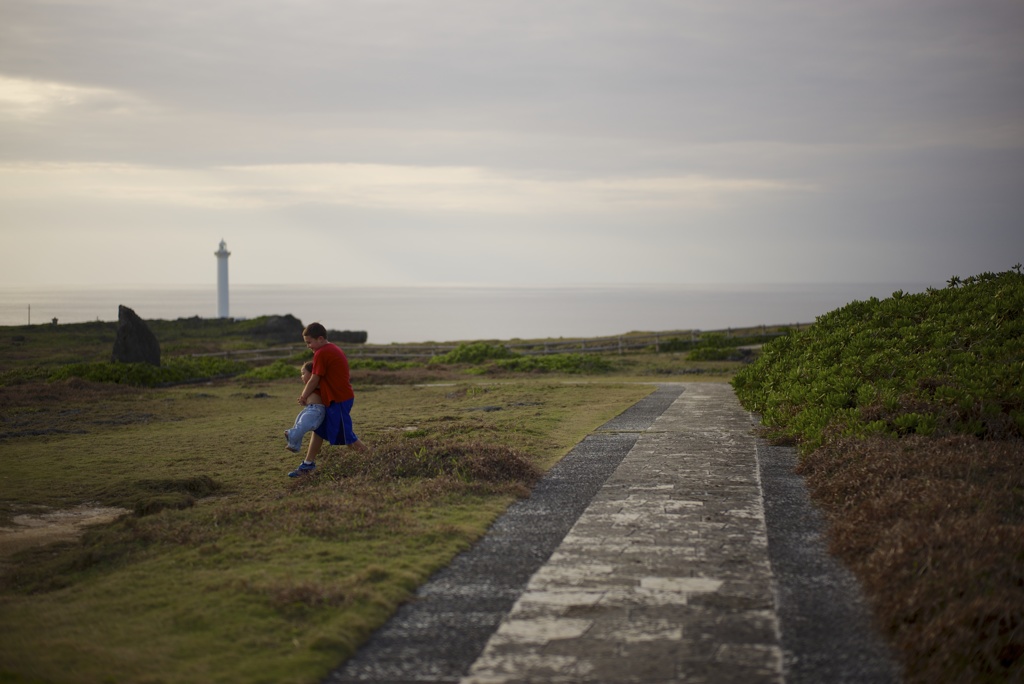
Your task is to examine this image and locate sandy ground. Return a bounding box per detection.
[0,505,129,558]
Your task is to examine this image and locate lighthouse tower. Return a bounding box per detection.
[215,239,230,319]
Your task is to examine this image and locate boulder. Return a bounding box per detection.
[112,305,161,366]
[329,329,368,344]
[249,314,305,343]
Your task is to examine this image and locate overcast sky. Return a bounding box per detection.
[1,0,1022,288]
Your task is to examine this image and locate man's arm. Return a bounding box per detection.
[299,373,321,405]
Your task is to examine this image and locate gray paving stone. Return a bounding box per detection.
[325,383,902,683]
[462,383,783,684]
[326,386,686,683]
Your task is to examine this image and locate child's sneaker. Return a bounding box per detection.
[288,461,316,477]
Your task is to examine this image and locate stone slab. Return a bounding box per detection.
[462,383,784,684]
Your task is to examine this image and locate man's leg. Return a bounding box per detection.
[288,432,323,477]
[305,433,324,463]
[338,399,370,454]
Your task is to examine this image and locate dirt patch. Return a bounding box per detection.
[0,504,130,558]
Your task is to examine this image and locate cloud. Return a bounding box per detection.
[0,74,146,119]
[220,164,809,213]
[0,75,89,118]
[0,0,1021,290]
[0,161,810,213]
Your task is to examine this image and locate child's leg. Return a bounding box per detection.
[284,410,302,452]
[286,405,326,452]
[295,405,325,435]
[289,407,327,476]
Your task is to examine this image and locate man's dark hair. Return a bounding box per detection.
[303,322,328,339]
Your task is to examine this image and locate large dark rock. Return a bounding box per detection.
[112,305,161,366]
[249,315,305,343]
[329,329,368,344]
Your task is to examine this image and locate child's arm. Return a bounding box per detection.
[299,373,321,405]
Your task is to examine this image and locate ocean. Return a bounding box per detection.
[0,283,936,344]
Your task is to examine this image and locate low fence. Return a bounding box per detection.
[188,323,806,363]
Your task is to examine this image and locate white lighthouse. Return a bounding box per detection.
[215,239,230,319]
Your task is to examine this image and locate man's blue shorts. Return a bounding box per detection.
[314,398,359,446]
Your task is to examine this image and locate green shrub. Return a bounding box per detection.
[349,358,420,371]
[0,367,50,386]
[663,330,768,360]
[48,356,250,387]
[657,337,692,352]
[430,343,518,364]
[688,347,735,361]
[236,356,421,382]
[732,267,1024,451]
[494,353,613,374]
[238,360,301,381]
[692,331,779,349]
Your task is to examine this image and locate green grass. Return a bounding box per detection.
[0,315,304,375]
[0,317,744,682]
[0,377,653,683]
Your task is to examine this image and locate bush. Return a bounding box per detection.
[349,358,420,371]
[732,266,1024,451]
[494,353,613,374]
[239,360,302,381]
[657,337,691,352]
[311,432,541,496]
[0,367,50,386]
[733,267,1024,681]
[799,434,1024,683]
[430,343,518,364]
[48,356,250,387]
[687,347,735,361]
[660,331,783,354]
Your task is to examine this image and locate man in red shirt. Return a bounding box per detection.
[289,322,370,477]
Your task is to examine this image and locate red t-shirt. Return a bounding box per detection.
[311,343,354,405]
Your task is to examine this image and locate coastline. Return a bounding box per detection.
[0,282,938,344]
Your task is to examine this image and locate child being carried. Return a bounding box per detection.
[284,362,326,453]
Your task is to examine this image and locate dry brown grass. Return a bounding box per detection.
[0,379,156,448]
[315,428,542,495]
[797,435,1024,683]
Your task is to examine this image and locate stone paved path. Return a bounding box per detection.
[462,382,781,683]
[328,382,901,683]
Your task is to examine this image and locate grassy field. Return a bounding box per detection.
[0,321,745,683]
[0,377,662,683]
[11,289,1019,684]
